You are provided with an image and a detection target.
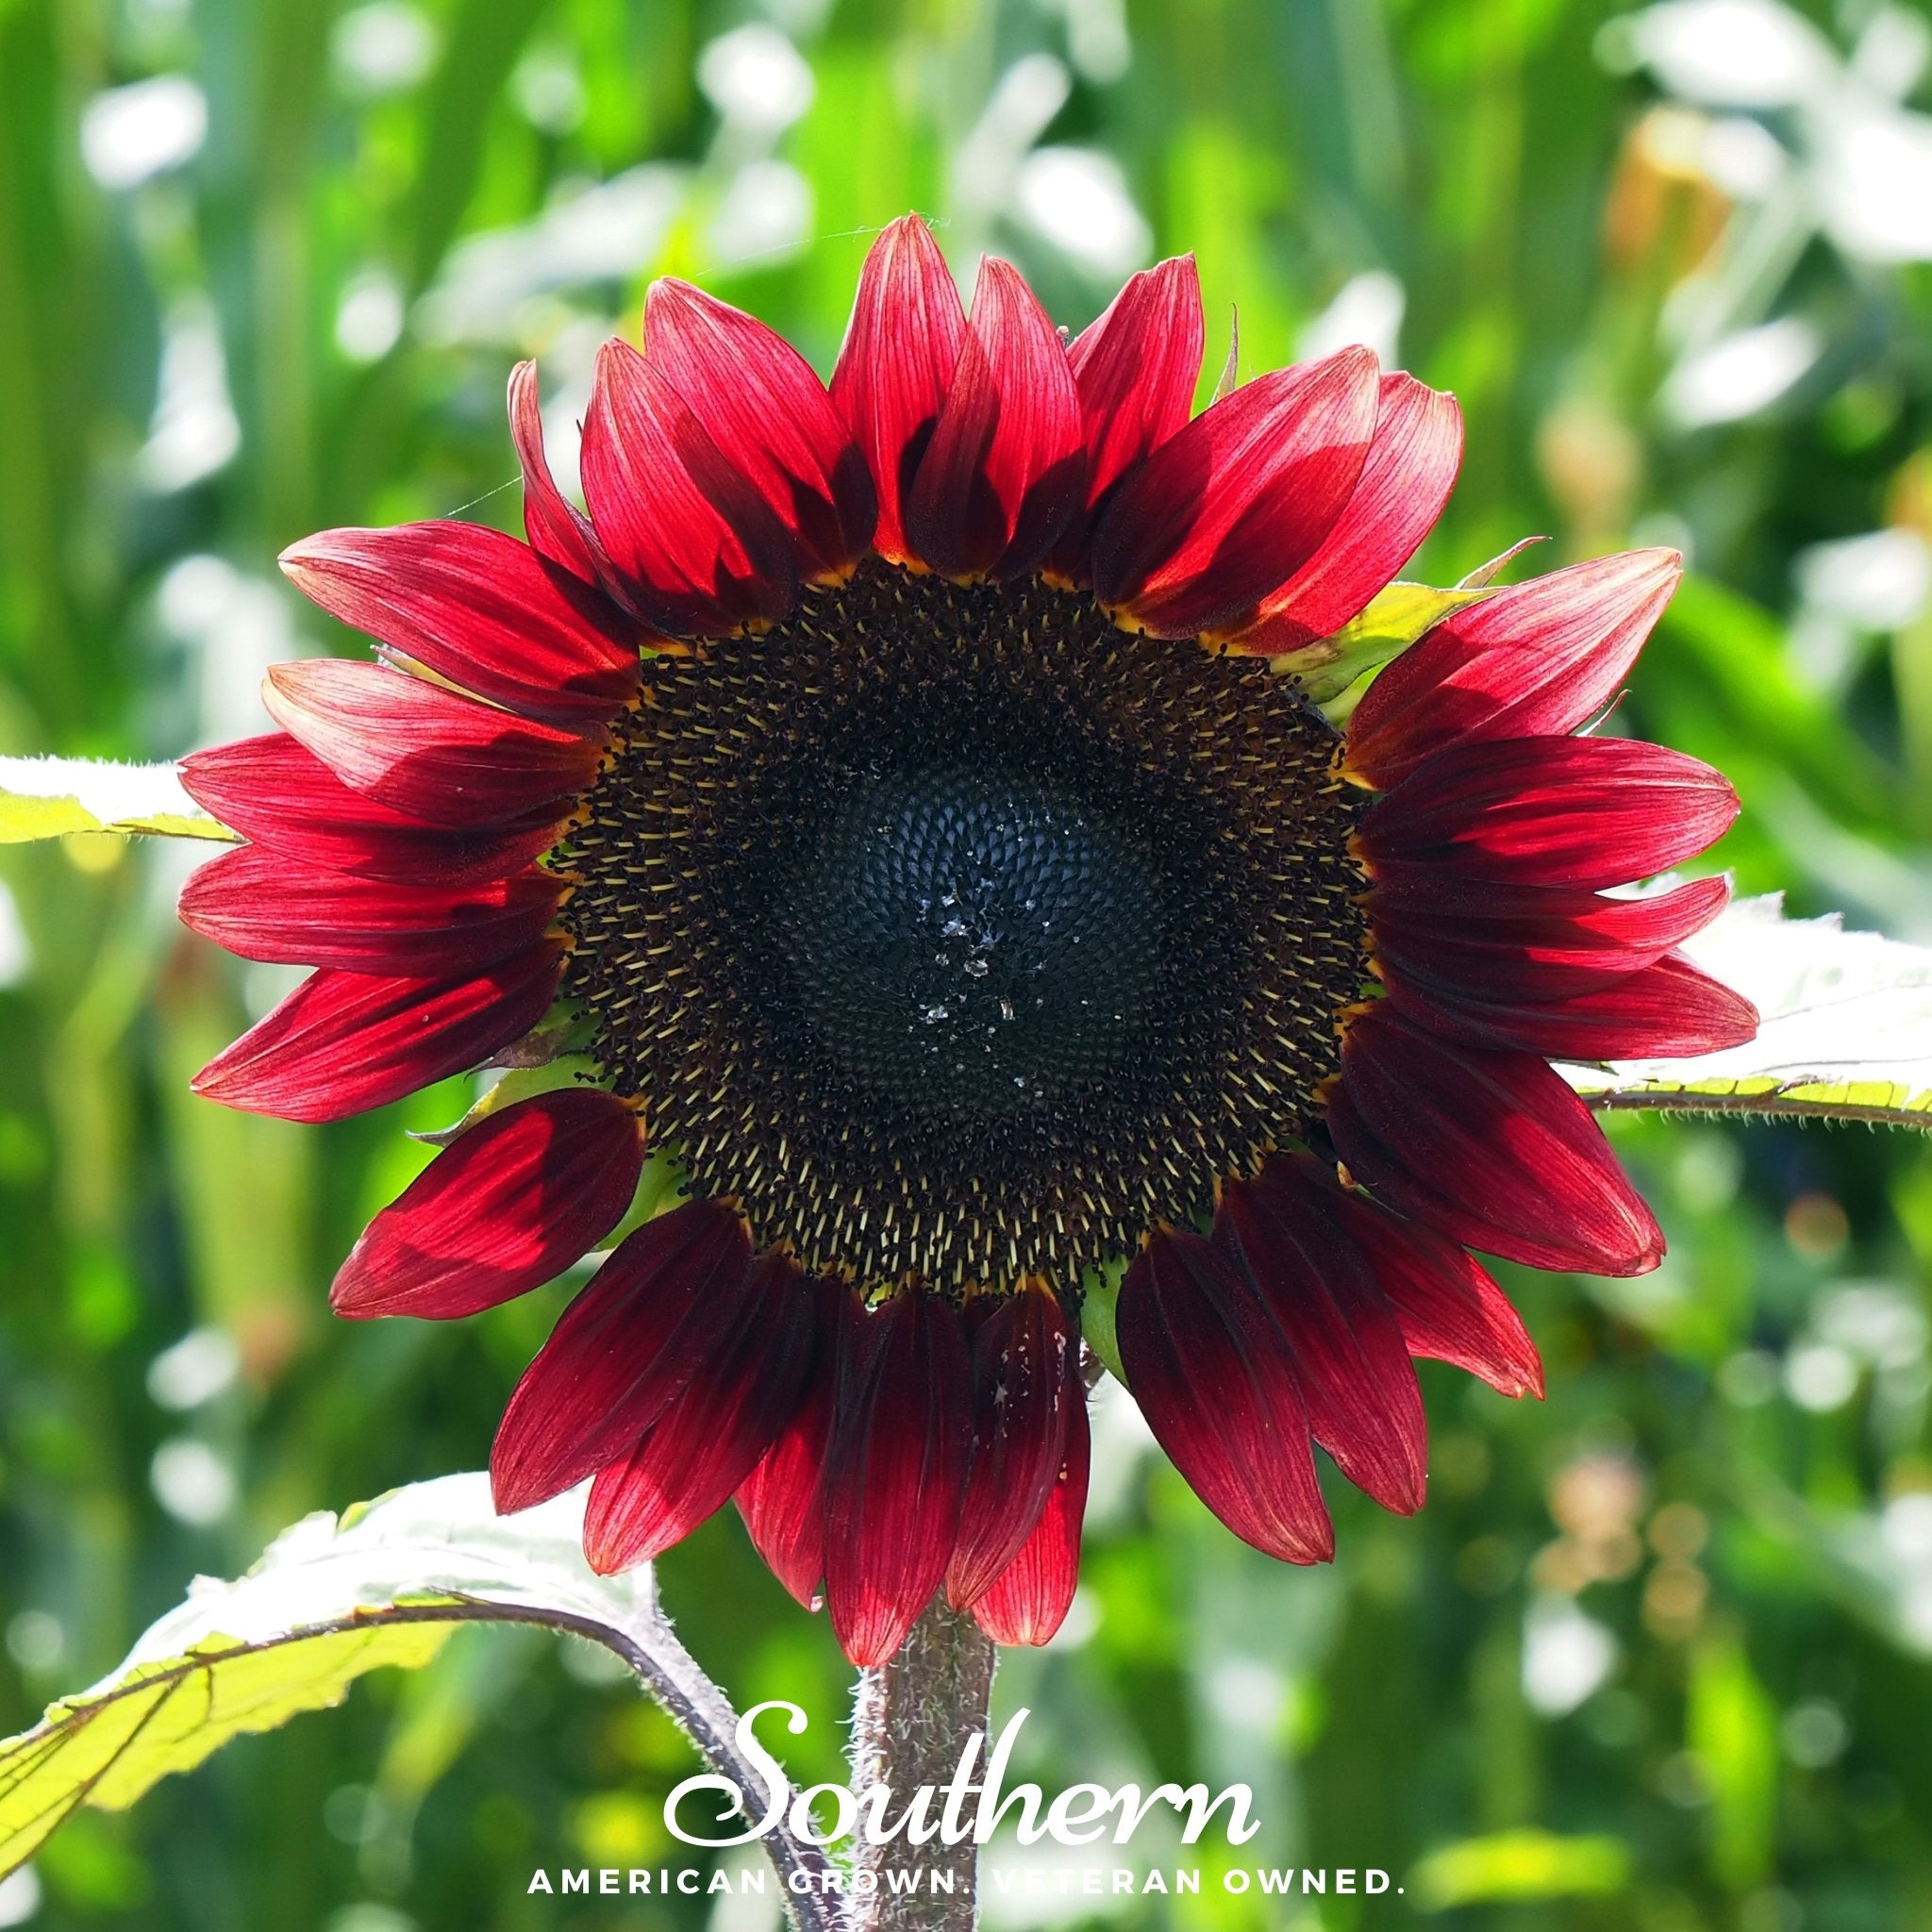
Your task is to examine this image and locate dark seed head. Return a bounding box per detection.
[556,562,1369,1293]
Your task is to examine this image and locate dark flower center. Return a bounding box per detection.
[556,562,1370,1293]
[759,760,1176,1119]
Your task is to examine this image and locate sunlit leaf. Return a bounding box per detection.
[0,1476,653,1876]
[0,757,236,844]
[1567,892,1932,1128]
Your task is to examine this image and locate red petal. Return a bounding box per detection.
[645,279,874,583]
[1326,1002,1664,1276]
[1346,548,1684,789]
[491,1199,754,1513]
[1215,1158,1427,1515]
[1326,1191,1543,1398]
[579,339,799,635]
[178,845,562,977]
[1380,949,1758,1058]
[191,943,563,1124]
[1358,736,1739,891]
[1368,875,1733,989]
[178,734,565,887]
[1226,375,1463,654]
[261,660,604,828]
[509,359,609,588]
[331,1089,644,1319]
[822,1289,973,1667]
[903,258,1083,581]
[972,1366,1089,1648]
[947,1286,1074,1609]
[279,523,638,729]
[583,1252,817,1570]
[1090,346,1381,639]
[1047,256,1204,584]
[735,1276,854,1608]
[829,215,967,565]
[1117,1225,1333,1563]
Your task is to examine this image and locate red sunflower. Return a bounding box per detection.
[176,215,1755,1667]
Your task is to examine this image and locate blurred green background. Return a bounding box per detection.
[4,0,1932,1926]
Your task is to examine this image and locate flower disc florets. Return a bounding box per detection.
[562,561,1366,1290]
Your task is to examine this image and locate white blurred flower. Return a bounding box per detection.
[1614,0,1835,108]
[0,882,27,991]
[324,1906,419,1932]
[416,166,685,345]
[708,158,813,269]
[764,0,832,33]
[1883,1491,1932,1565]
[512,44,587,136]
[1699,115,1786,198]
[1299,270,1406,368]
[151,1438,236,1525]
[1204,1657,1286,1735]
[4,1611,63,1673]
[1082,1374,1158,1529]
[147,1325,242,1411]
[335,267,405,362]
[1013,146,1150,277]
[80,75,206,191]
[138,296,242,492]
[1817,1282,1930,1370]
[1659,315,1819,427]
[1859,1492,1932,1651]
[1782,1696,1850,1767]
[0,1868,40,1929]
[1036,0,1133,85]
[1067,0,1133,83]
[1790,532,1932,692]
[1523,1594,1619,1715]
[955,54,1073,221]
[696,24,814,136]
[1810,103,1932,262]
[1718,1348,1781,1406]
[332,2,439,96]
[1848,4,1931,96]
[1795,531,1932,634]
[1613,0,1932,264]
[1784,1341,1858,1412]
[158,553,308,744]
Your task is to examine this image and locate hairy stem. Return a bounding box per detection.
[847,1596,997,1932]
[593,1586,842,1932]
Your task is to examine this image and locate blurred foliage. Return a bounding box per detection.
[3,0,1932,1927]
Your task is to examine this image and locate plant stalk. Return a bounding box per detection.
[846,1595,997,1932]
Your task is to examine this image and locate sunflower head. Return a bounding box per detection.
[176,216,1752,1666]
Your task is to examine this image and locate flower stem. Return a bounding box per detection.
[847,1596,996,1932]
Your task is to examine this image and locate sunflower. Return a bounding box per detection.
[176,216,1755,1667]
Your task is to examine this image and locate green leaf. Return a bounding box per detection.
[0,1476,843,1916]
[1274,580,1495,708]
[0,757,236,844]
[1410,1829,1630,1909]
[0,1476,655,1876]
[408,0,558,291]
[1079,1257,1127,1384]
[1567,891,1932,1128]
[1687,1633,1778,1890]
[408,1057,604,1146]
